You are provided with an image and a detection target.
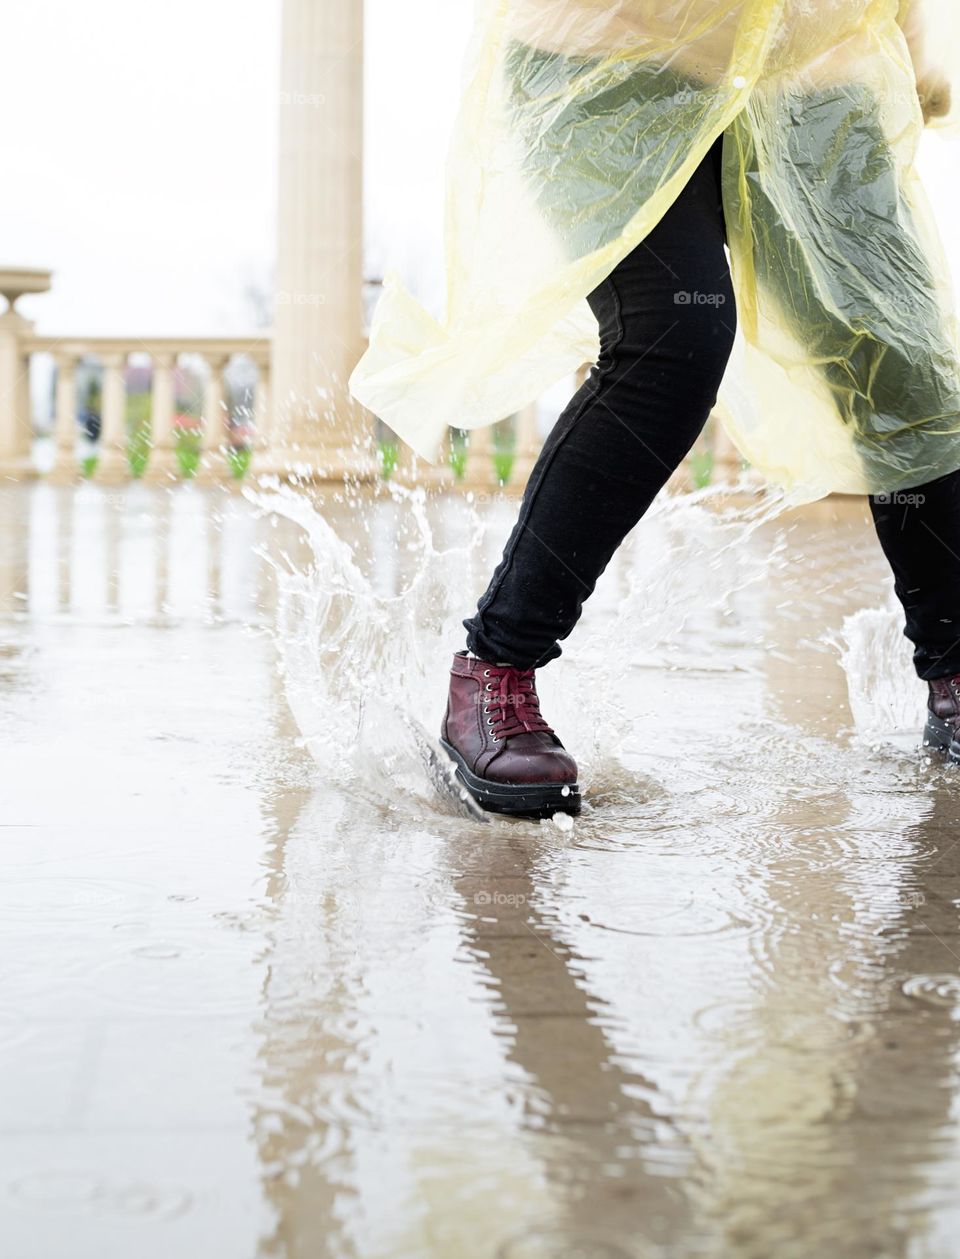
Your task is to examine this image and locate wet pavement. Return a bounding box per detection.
[3,480,960,1259]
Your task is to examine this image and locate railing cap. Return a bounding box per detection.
[0,267,52,310]
[24,333,272,366]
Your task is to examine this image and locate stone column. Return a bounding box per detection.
[200,355,229,462]
[95,353,129,482]
[147,353,177,481]
[0,267,51,478]
[513,403,542,482]
[0,310,33,475]
[52,352,79,475]
[711,410,743,480]
[464,425,492,488]
[269,0,373,479]
[254,360,271,450]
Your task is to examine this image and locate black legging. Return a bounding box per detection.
[464,136,960,680]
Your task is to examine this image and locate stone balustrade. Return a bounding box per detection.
[0,268,274,483]
[28,334,272,483]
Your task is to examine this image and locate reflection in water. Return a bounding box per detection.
[4,484,960,1258]
[690,779,960,1258]
[241,486,960,1257]
[252,752,960,1256]
[0,482,279,626]
[446,836,693,1258]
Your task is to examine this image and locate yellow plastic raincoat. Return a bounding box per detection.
[349,0,960,497]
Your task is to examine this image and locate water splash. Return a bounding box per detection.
[249,479,482,814]
[248,478,787,819]
[836,600,923,745]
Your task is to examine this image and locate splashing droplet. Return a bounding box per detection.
[902,974,960,1008]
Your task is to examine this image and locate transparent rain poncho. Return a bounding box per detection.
[349,0,960,497]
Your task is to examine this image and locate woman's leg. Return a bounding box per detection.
[869,472,960,680]
[463,136,736,668]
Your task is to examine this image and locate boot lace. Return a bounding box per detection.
[481,665,553,742]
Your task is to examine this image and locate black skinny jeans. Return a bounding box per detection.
[464,136,960,681]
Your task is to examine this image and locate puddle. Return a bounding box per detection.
[4,482,960,1259]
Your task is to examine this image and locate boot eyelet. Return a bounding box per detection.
[483,669,490,677]
[485,682,492,691]
[487,717,494,725]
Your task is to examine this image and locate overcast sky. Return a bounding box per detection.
[2,0,470,337]
[3,0,959,339]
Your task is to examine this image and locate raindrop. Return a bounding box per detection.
[133,944,181,961]
[902,974,960,1008]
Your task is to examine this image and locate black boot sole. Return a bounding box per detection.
[922,711,960,764]
[439,739,582,818]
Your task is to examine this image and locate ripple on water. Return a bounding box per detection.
[0,877,153,922]
[87,938,257,1016]
[497,1230,635,1259]
[253,1097,351,1173]
[901,974,960,1009]
[131,943,182,960]
[577,896,748,939]
[693,998,881,1064]
[7,1170,193,1219]
[252,1061,565,1150]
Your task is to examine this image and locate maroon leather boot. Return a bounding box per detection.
[924,674,960,762]
[440,652,580,817]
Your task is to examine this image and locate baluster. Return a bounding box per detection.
[253,359,271,449]
[382,426,444,489]
[0,310,33,474]
[711,411,742,481]
[147,352,177,481]
[200,355,229,471]
[513,402,541,483]
[95,352,129,481]
[464,424,491,489]
[52,352,79,478]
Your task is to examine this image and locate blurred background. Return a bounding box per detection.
[3,0,473,332]
[1,0,500,487]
